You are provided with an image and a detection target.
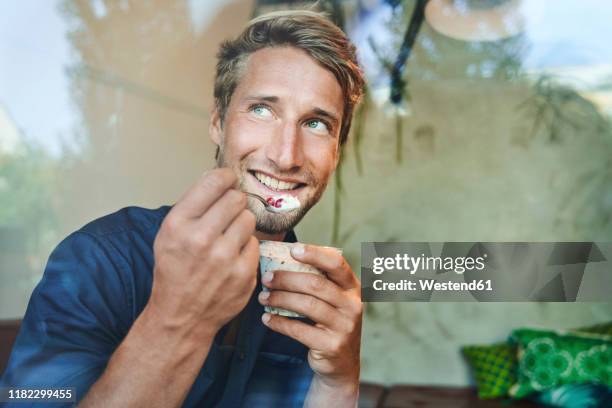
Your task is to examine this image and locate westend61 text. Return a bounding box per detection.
[372,279,493,292]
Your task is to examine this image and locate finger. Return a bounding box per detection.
[172,168,237,219]
[220,209,256,251]
[232,236,259,289]
[290,244,358,290]
[262,271,351,312]
[262,312,329,350]
[194,188,247,238]
[259,290,346,331]
[238,236,260,269]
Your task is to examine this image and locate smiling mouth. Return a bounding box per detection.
[248,170,306,192]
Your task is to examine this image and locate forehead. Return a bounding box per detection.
[232,46,344,115]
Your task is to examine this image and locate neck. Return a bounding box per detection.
[255,230,286,242]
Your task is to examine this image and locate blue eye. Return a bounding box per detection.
[305,119,328,132]
[251,105,272,117]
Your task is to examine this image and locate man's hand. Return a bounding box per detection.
[81,168,259,408]
[257,244,362,406]
[150,168,259,340]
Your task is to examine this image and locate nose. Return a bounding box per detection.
[265,121,304,171]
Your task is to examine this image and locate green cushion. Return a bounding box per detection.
[462,343,518,399]
[509,329,612,398]
[461,321,612,399]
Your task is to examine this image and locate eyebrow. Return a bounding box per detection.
[244,95,279,103]
[312,107,340,128]
[243,94,340,128]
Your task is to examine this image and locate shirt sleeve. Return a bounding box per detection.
[1,232,133,406]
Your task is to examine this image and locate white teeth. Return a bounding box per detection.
[254,172,298,191]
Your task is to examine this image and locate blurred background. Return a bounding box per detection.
[1,0,611,388]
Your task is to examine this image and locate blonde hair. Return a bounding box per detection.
[214,10,365,146]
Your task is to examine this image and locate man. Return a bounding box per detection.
[1,10,365,407]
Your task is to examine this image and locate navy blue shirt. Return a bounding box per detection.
[1,206,313,407]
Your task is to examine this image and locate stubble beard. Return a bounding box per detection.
[216,147,326,234]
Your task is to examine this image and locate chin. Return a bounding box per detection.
[249,198,312,235]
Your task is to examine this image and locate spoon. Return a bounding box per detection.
[245,192,274,210]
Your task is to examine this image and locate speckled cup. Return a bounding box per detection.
[259,240,342,318]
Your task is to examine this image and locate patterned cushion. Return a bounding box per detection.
[461,321,612,399]
[462,343,518,399]
[509,329,612,398]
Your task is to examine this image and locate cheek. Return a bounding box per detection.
[224,116,268,159]
[304,139,338,179]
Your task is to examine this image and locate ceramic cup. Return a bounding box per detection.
[259,240,342,318]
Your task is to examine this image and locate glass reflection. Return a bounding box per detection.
[0,0,611,321]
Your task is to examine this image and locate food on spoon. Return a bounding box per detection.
[266,195,300,213]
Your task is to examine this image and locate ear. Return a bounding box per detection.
[209,106,223,146]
